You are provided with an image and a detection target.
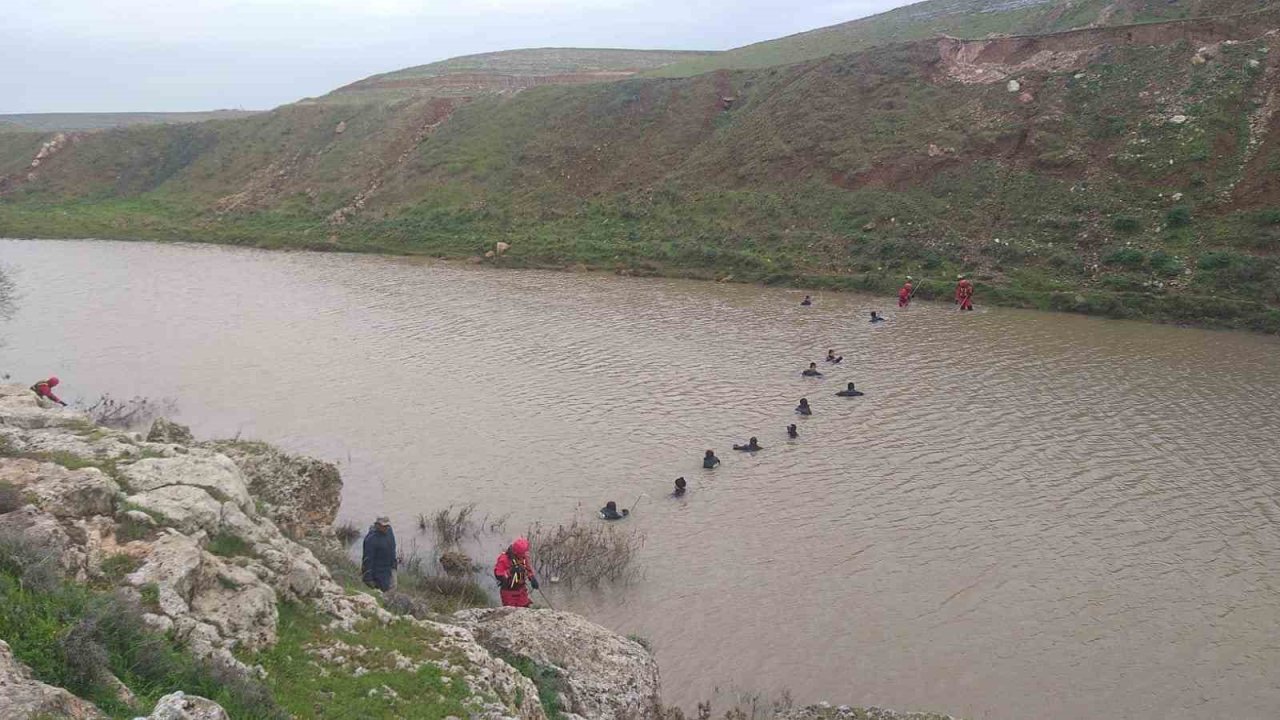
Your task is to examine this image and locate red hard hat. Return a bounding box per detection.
[511,537,530,556]
[47,377,60,386]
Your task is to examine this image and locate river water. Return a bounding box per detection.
[2,238,1279,719]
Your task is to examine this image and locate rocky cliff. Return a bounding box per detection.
[0,384,952,719]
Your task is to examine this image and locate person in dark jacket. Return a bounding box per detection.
[870,311,886,323]
[801,295,813,306]
[802,362,823,377]
[672,477,687,497]
[494,537,537,607]
[787,424,798,438]
[599,501,629,520]
[703,450,721,469]
[836,382,865,397]
[825,350,843,364]
[361,516,397,591]
[733,437,763,451]
[796,398,812,415]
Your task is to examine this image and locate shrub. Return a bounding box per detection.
[207,532,254,558]
[1104,247,1145,268]
[80,395,178,430]
[99,553,141,582]
[1252,208,1280,226]
[1166,205,1192,227]
[1198,251,1235,270]
[333,521,360,546]
[527,516,643,588]
[0,481,23,513]
[1110,214,1141,233]
[1148,250,1183,277]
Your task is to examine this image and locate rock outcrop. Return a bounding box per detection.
[455,607,662,720]
[0,639,105,719]
[0,384,540,719]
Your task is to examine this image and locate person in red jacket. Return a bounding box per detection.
[955,275,974,311]
[898,278,913,308]
[494,537,538,608]
[31,377,67,406]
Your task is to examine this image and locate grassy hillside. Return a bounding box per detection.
[2,11,1280,331]
[650,0,1277,76]
[0,111,261,133]
[317,48,718,105]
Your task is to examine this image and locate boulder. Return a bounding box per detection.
[0,639,105,719]
[138,691,228,720]
[147,418,194,445]
[0,459,119,518]
[208,441,341,537]
[121,455,254,512]
[1006,79,1020,92]
[453,608,660,720]
[126,486,224,536]
[127,531,205,617]
[189,556,278,651]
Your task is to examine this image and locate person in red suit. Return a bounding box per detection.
[494,537,538,607]
[898,278,913,307]
[955,275,974,311]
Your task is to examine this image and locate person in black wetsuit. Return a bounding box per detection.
[672,477,687,497]
[836,382,864,397]
[796,398,812,415]
[787,424,798,438]
[802,362,823,377]
[733,436,763,451]
[801,295,813,306]
[870,311,886,323]
[703,450,721,469]
[825,350,843,364]
[599,501,629,520]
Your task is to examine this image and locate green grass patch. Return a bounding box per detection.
[496,651,566,720]
[206,532,254,559]
[0,532,284,719]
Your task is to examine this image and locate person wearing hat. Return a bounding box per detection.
[955,274,974,311]
[898,277,913,308]
[31,376,67,407]
[361,516,398,591]
[494,537,538,607]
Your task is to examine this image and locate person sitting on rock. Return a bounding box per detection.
[787,424,798,439]
[802,362,823,377]
[733,436,763,451]
[825,350,843,364]
[599,501,629,520]
[796,398,812,415]
[494,537,538,608]
[361,516,397,592]
[703,450,721,469]
[672,477,687,497]
[836,382,864,397]
[30,376,67,407]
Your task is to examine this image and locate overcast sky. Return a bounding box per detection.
[4,0,909,113]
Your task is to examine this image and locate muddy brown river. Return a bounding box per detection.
[2,239,1279,719]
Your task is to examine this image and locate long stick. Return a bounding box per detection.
[629,493,646,513]
[537,587,556,611]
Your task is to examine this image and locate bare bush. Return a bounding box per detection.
[333,521,360,546]
[0,528,63,593]
[80,394,179,430]
[527,515,644,588]
[427,503,476,548]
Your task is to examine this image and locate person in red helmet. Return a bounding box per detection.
[955,275,975,311]
[898,278,914,308]
[31,377,67,406]
[494,537,538,608]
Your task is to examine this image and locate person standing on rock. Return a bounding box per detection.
[494,537,538,608]
[361,516,397,592]
[30,376,67,407]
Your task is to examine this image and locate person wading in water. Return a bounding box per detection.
[494,537,538,607]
